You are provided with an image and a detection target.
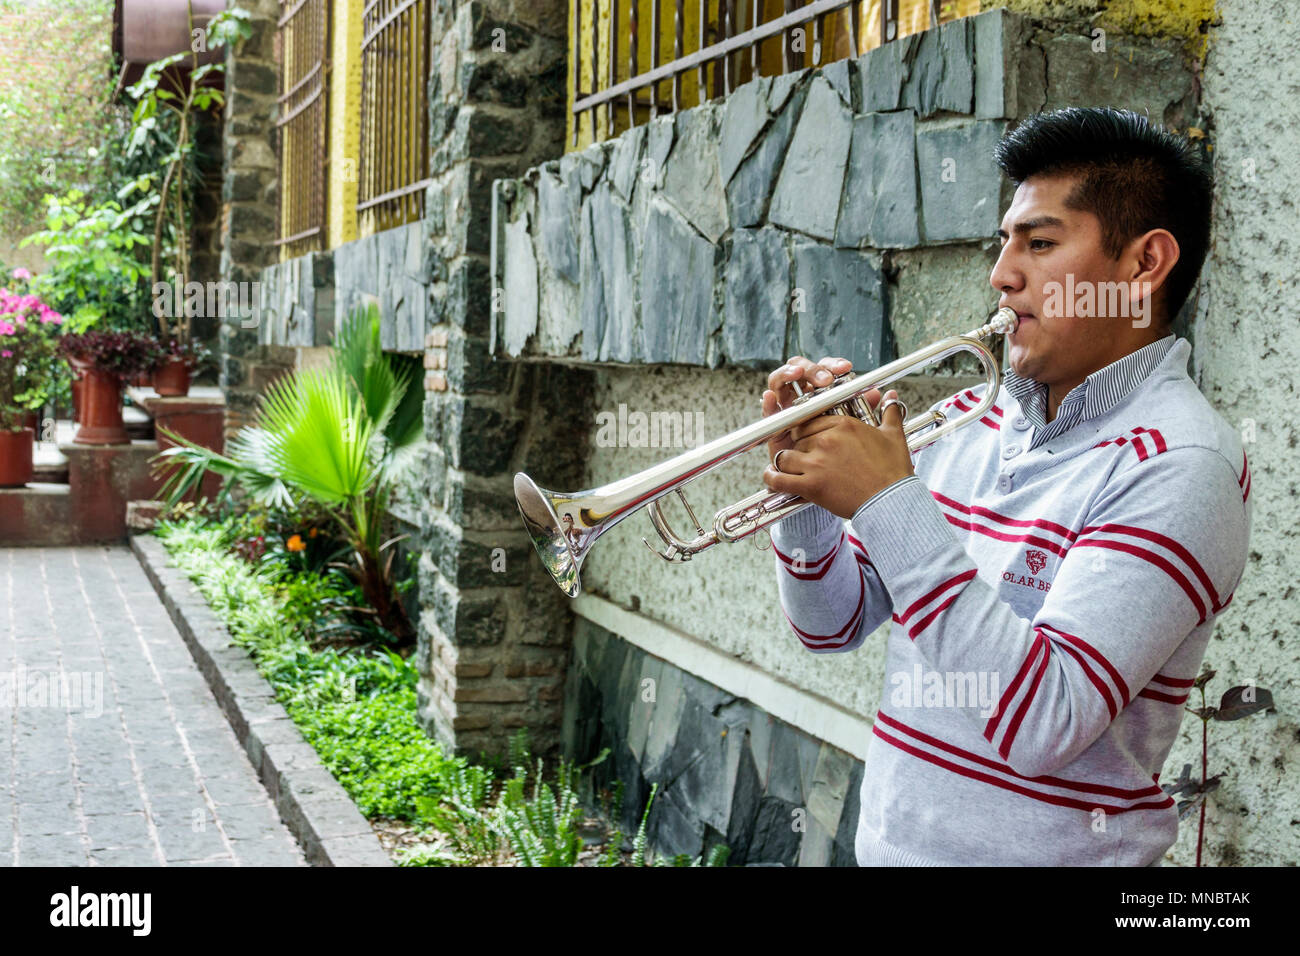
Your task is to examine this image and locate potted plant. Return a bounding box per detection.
[0,282,63,486]
[58,330,161,445]
[152,338,211,397]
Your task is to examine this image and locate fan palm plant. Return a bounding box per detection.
[152,304,423,644]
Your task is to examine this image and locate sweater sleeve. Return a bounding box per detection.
[769,501,895,655]
[848,446,1250,777]
[764,388,965,654]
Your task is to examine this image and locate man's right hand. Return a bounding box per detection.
[762,355,885,463]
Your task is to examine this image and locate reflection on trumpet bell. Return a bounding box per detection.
[514,307,1019,598]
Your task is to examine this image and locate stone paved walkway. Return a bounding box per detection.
[1,546,307,866]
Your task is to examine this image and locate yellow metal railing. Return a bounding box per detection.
[567,0,980,150]
[356,0,432,238]
[275,0,330,260]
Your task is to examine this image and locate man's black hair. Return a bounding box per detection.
[994,107,1213,324]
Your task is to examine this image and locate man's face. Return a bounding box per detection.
[990,173,1139,387]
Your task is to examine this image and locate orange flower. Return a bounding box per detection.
[286,534,306,552]
[308,527,318,538]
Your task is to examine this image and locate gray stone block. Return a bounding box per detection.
[502,213,538,356]
[769,76,853,241]
[639,200,717,365]
[821,58,855,111]
[790,242,887,371]
[661,105,728,244]
[902,17,975,117]
[855,33,921,114]
[973,8,1017,120]
[916,119,1008,243]
[835,109,920,249]
[646,114,675,188]
[723,228,788,367]
[719,76,772,186]
[727,81,807,229]
[579,182,638,362]
[608,123,647,202]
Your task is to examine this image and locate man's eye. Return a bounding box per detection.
[1029,238,1054,251]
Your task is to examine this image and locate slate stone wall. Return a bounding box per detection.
[565,618,862,866]
[492,8,1197,374]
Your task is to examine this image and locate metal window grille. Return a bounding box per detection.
[571,0,955,146]
[357,0,432,235]
[275,0,330,259]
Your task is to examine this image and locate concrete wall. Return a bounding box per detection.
[1179,0,1299,868]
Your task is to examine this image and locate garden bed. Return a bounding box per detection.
[140,508,719,867]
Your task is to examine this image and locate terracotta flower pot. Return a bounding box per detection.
[73,367,128,445]
[152,357,192,397]
[22,411,39,432]
[71,376,83,424]
[0,427,35,487]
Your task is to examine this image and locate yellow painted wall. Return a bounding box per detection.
[566,0,980,151]
[327,0,364,250]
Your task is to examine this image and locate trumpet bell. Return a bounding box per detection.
[514,473,584,597]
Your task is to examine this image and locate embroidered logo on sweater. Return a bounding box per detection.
[1002,549,1053,592]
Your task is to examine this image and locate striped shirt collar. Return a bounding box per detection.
[1003,333,1178,447]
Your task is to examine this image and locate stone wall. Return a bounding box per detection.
[492,9,1198,374]
[218,0,287,438]
[566,618,862,866]
[1180,0,1300,868]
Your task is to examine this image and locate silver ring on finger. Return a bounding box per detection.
[773,448,792,474]
[878,397,908,423]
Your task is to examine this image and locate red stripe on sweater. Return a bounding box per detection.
[1132,427,1167,455]
[945,396,1001,430]
[1080,521,1222,610]
[773,533,841,570]
[1138,688,1189,705]
[1039,624,1132,707]
[1072,540,1208,623]
[1150,673,1195,689]
[986,631,1046,743]
[963,388,1004,418]
[876,711,1166,800]
[872,726,1175,815]
[905,594,963,640]
[783,565,864,648]
[941,515,1072,558]
[1056,640,1119,720]
[1086,523,1221,606]
[896,568,977,625]
[997,636,1051,759]
[931,492,1079,543]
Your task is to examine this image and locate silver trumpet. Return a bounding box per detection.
[515,308,1019,597]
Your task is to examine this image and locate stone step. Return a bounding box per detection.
[0,482,75,546]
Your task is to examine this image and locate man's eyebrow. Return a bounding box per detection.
[995,216,1066,238]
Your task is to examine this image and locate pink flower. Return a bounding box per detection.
[0,321,15,336]
[1,351,11,358]
[11,268,30,280]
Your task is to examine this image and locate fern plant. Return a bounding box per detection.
[416,762,500,865]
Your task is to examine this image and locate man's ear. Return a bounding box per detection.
[1124,228,1179,325]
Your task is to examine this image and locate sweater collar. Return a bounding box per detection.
[1003,333,1178,429]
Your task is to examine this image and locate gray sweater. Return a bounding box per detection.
[769,335,1252,865]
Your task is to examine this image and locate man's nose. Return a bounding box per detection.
[989,244,1023,296]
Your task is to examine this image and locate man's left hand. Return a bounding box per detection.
[762,389,915,519]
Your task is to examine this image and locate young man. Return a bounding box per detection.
[760,107,1252,866]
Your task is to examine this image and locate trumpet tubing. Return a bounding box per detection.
[514,308,1019,597]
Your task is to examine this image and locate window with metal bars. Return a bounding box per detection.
[275,0,330,259]
[569,0,977,148]
[357,0,432,236]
